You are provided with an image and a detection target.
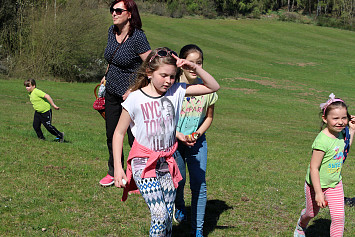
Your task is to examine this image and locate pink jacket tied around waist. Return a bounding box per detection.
[121,140,182,201]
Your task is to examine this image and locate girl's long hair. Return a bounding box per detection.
[130,47,177,92]
[110,0,143,36]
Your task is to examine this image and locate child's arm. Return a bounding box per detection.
[194,105,215,139]
[348,115,355,146]
[310,149,327,208]
[44,94,59,110]
[112,109,132,188]
[172,54,220,96]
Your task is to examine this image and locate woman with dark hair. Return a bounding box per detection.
[99,0,151,186]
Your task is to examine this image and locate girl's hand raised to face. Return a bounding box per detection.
[348,115,355,131]
[172,54,198,72]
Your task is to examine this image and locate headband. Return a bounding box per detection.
[320,93,344,116]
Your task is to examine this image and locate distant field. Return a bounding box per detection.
[1,15,355,236]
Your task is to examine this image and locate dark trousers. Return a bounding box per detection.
[33,110,62,139]
[105,91,134,177]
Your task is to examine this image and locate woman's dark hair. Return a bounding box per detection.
[176,44,203,82]
[110,0,142,36]
[320,101,351,131]
[130,47,177,92]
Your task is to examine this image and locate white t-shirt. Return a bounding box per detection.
[122,83,186,152]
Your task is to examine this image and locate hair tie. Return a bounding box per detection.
[320,93,344,116]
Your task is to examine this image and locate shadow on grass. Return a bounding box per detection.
[51,139,71,143]
[306,218,330,237]
[172,199,233,237]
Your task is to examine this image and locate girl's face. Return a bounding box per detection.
[182,51,202,81]
[149,64,176,95]
[322,107,348,136]
[111,1,131,26]
[25,84,35,93]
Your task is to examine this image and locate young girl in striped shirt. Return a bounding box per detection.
[294,93,355,237]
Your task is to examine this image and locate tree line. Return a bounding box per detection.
[0,0,353,81]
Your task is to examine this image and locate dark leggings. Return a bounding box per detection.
[105,91,134,176]
[33,110,62,139]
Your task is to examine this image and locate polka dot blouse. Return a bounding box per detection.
[104,25,151,96]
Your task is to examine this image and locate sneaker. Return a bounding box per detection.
[99,174,114,186]
[173,205,186,223]
[345,197,355,207]
[294,223,306,237]
[59,132,64,143]
[190,230,203,237]
[56,132,64,142]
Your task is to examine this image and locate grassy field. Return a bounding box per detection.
[1,15,355,236]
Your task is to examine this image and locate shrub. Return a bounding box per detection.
[10,0,108,82]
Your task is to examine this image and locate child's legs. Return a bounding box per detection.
[324,181,345,237]
[174,146,186,210]
[299,182,320,228]
[40,110,62,138]
[133,162,175,237]
[186,135,207,232]
[33,111,44,139]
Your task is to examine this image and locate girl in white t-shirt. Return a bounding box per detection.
[111,47,220,236]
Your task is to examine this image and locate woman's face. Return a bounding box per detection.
[111,1,131,26]
[182,51,203,81]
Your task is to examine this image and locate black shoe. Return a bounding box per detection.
[345,197,355,206]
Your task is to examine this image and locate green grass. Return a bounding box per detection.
[1,15,355,236]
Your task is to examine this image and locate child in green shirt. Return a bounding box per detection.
[24,79,64,142]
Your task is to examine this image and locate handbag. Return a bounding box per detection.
[93,84,106,119]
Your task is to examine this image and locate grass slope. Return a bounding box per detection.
[1,15,355,236]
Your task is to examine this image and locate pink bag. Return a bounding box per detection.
[93,84,105,119]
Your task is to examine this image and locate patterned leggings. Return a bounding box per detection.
[299,181,345,237]
[132,158,176,237]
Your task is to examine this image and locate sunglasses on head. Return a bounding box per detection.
[149,49,178,65]
[110,7,128,15]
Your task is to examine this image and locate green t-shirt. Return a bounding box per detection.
[305,131,345,188]
[29,88,50,113]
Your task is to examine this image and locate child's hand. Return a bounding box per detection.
[176,131,196,146]
[349,115,355,131]
[114,168,127,188]
[53,105,60,110]
[185,132,200,143]
[172,54,197,72]
[315,192,328,208]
